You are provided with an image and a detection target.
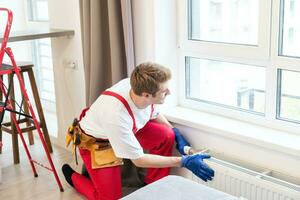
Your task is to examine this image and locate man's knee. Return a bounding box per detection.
[164,127,175,144]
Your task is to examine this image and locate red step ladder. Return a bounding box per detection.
[0,8,63,192]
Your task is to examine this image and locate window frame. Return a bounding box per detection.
[177,0,300,134]
[177,0,272,60]
[25,0,49,30]
[27,0,49,22]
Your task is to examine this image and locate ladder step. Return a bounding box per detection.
[2,125,37,134]
[2,118,30,126]
[1,117,41,134]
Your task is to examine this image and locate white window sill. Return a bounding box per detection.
[161,106,300,158]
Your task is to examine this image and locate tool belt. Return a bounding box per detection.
[66,118,123,169]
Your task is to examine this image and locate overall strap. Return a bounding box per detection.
[79,107,90,121]
[102,90,138,134]
[150,104,154,119]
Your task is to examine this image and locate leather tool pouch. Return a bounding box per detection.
[90,143,123,169]
[66,119,123,169]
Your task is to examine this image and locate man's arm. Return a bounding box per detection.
[131,153,215,182]
[132,154,181,168]
[152,113,173,128]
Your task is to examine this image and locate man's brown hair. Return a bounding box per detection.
[130,62,171,96]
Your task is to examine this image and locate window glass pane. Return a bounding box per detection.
[41,69,54,81]
[188,0,259,45]
[41,91,56,102]
[27,0,49,21]
[186,57,265,113]
[32,39,55,102]
[280,0,300,57]
[36,1,49,21]
[39,44,52,56]
[189,0,259,45]
[42,79,55,93]
[40,56,53,69]
[278,70,300,122]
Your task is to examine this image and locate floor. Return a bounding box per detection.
[0,132,138,200]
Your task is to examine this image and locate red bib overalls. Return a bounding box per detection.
[71,91,175,200]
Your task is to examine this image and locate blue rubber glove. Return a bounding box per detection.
[173,128,190,155]
[181,154,214,182]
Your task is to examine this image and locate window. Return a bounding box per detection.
[188,0,259,45]
[28,1,57,136]
[186,57,265,114]
[277,70,300,123]
[279,0,300,57]
[27,0,49,22]
[178,0,300,131]
[32,38,56,104]
[178,0,271,60]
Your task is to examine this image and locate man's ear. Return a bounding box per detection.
[141,92,150,98]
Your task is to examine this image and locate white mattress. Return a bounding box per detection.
[122,175,240,200]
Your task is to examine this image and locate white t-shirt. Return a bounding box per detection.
[80,78,159,159]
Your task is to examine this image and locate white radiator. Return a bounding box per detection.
[190,156,300,200]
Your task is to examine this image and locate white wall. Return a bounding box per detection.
[0,1,33,62]
[132,0,178,107]
[131,0,155,64]
[48,0,85,147]
[132,0,300,180]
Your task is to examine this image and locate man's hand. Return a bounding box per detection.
[173,128,190,155]
[181,154,214,182]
